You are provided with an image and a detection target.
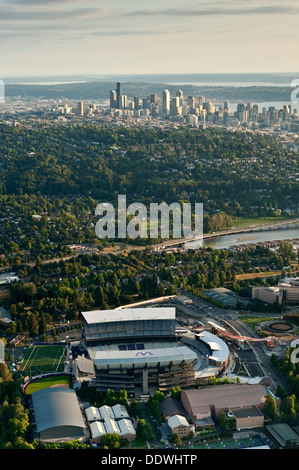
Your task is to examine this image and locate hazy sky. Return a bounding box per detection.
[0,0,299,77]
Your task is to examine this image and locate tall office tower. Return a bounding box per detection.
[162,89,171,115]
[237,103,245,114]
[134,96,140,110]
[206,101,215,114]
[198,96,205,105]
[78,101,84,116]
[116,82,122,109]
[143,97,150,109]
[239,110,248,123]
[170,97,181,116]
[122,94,127,109]
[249,104,259,123]
[224,100,230,110]
[109,90,117,109]
[187,96,195,108]
[237,103,246,121]
[150,94,158,105]
[176,89,184,107]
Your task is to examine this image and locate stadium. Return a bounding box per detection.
[70,306,231,396]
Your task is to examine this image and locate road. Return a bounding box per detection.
[170,291,290,393]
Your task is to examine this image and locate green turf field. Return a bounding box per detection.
[19,344,67,376]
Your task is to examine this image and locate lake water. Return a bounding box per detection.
[185,226,299,250]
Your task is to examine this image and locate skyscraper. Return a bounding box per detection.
[176,89,184,108]
[110,90,117,109]
[78,101,84,116]
[162,89,170,116]
[116,82,122,109]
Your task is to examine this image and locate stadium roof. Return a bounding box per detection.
[31,387,86,434]
[93,346,197,370]
[81,307,175,325]
[196,330,229,363]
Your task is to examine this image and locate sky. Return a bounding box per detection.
[0,0,299,77]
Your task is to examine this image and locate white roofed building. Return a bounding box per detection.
[85,403,136,444]
[85,406,102,422]
[167,414,194,438]
[89,421,106,443]
[112,404,130,420]
[117,419,136,441]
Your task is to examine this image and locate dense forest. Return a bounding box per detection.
[1,123,297,205]
[2,242,297,336]
[0,122,298,265]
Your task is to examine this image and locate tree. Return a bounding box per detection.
[29,313,39,336]
[100,433,121,449]
[170,386,181,400]
[129,401,142,419]
[276,384,288,400]
[264,394,277,420]
[0,363,13,384]
[169,433,183,447]
[136,419,154,441]
[39,313,47,335]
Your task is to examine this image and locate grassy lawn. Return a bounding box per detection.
[130,437,148,449]
[238,315,279,330]
[235,271,281,281]
[24,375,71,395]
[233,216,291,229]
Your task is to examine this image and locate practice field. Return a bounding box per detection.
[19,344,67,376]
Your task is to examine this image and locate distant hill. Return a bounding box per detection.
[4,81,293,103]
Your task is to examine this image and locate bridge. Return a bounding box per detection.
[150,218,299,250]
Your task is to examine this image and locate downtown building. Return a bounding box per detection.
[80,307,197,396]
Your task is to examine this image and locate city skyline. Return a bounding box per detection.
[0,0,299,77]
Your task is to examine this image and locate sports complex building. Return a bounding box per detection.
[73,306,230,396]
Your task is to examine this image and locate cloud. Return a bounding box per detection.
[9,0,93,4]
[0,6,104,21]
[124,4,299,17]
[90,28,194,37]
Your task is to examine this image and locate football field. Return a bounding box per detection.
[19,344,67,376]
